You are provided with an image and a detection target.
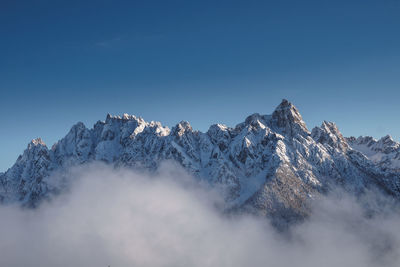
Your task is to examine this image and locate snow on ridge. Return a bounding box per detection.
[1,99,399,223]
[347,134,400,171]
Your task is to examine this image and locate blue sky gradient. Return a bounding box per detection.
[1,0,399,171]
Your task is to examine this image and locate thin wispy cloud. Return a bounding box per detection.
[94,32,164,48]
[95,37,122,47]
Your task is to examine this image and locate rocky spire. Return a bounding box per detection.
[271,99,309,137]
[172,121,193,137]
[312,121,348,151]
[27,138,48,153]
[30,138,46,147]
[379,135,396,145]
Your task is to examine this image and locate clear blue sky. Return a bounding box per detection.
[1,0,399,171]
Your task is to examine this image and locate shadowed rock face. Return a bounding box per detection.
[312,121,349,151]
[271,99,309,137]
[1,99,399,224]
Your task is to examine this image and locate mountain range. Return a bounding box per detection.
[1,99,399,224]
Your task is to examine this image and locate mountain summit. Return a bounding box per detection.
[271,99,309,136]
[1,100,399,224]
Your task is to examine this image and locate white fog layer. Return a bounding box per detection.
[0,163,399,267]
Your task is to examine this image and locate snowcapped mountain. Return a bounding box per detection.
[1,99,399,223]
[347,135,400,172]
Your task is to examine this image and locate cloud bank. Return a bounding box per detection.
[0,163,399,267]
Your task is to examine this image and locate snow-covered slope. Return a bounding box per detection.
[1,100,399,224]
[347,135,400,171]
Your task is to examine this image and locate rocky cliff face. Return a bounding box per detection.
[1,100,399,224]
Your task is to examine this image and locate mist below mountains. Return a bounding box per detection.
[1,163,400,267]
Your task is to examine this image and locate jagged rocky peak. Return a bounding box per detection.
[20,138,51,168]
[375,135,399,152]
[312,121,348,150]
[30,138,47,147]
[2,99,400,217]
[271,99,309,136]
[242,113,270,130]
[346,136,374,145]
[56,122,90,143]
[106,113,145,124]
[345,134,400,172]
[378,135,400,154]
[172,121,193,136]
[347,135,399,151]
[70,121,86,129]
[211,123,229,131]
[207,124,232,151]
[146,121,170,137]
[22,138,51,166]
[122,113,137,120]
[208,123,230,135]
[379,135,397,146]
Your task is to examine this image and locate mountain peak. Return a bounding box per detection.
[273,99,299,114]
[380,135,394,143]
[1,104,400,222]
[312,121,348,150]
[271,99,309,136]
[122,113,139,121]
[105,113,146,125]
[172,121,193,137]
[278,98,291,107]
[30,138,46,147]
[321,121,339,131]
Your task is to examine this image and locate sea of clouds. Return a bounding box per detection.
[0,163,399,267]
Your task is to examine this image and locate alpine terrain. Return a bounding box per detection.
[1,99,399,224]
